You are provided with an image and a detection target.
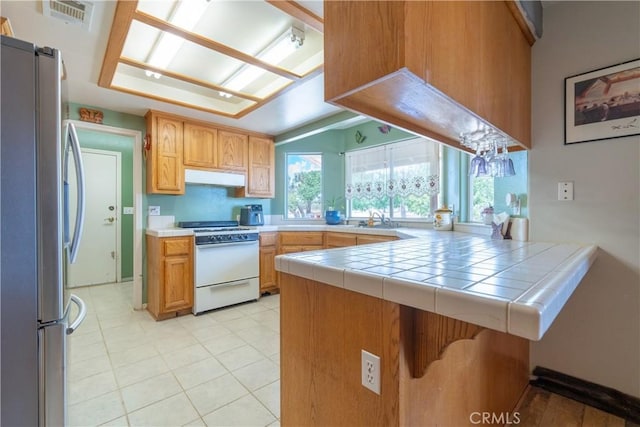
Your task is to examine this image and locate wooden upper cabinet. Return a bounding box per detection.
[218,130,248,171]
[236,136,275,198]
[408,1,531,147]
[146,112,184,194]
[183,123,217,169]
[324,0,532,151]
[145,110,274,196]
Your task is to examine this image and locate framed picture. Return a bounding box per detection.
[565,58,640,145]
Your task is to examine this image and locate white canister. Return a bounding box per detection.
[433,207,453,231]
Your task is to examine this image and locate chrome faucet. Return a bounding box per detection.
[372,211,391,226]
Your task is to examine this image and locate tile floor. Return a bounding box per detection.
[68,282,281,426]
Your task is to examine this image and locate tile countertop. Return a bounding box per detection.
[145,224,426,238]
[145,228,194,237]
[274,231,598,341]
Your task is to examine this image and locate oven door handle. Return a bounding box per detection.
[208,279,253,290]
[196,241,258,249]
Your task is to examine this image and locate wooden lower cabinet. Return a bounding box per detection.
[146,235,194,320]
[279,231,324,248]
[325,232,357,248]
[325,231,397,247]
[260,230,398,292]
[259,232,278,294]
[356,234,397,245]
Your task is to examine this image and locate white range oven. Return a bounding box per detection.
[178,221,259,314]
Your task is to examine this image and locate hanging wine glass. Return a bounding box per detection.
[469,147,487,177]
[487,143,502,177]
[501,142,516,177]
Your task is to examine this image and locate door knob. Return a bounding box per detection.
[106,217,115,223]
[108,205,115,211]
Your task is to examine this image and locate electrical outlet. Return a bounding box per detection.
[148,206,160,216]
[361,350,380,394]
[557,181,574,201]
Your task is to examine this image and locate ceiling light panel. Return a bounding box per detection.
[139,0,323,74]
[113,63,256,115]
[121,20,296,101]
[121,20,258,92]
[100,0,324,118]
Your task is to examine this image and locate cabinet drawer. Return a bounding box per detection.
[260,232,278,247]
[356,235,396,245]
[163,238,192,256]
[325,232,357,248]
[279,232,324,246]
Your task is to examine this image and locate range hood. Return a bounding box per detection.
[184,169,245,187]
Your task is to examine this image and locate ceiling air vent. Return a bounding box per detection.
[42,0,94,31]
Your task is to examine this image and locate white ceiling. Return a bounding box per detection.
[0,0,343,136]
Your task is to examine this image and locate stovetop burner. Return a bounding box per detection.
[193,227,250,233]
[178,220,241,230]
[178,220,258,245]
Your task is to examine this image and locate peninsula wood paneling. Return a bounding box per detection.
[280,273,400,426]
[280,274,529,426]
[399,306,529,426]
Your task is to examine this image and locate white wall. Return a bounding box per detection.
[530,1,640,397]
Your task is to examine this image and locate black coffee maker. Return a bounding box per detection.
[240,204,264,226]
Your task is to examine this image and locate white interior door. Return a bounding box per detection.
[67,148,121,288]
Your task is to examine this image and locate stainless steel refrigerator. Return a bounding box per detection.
[1,36,87,426]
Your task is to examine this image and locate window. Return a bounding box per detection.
[345,138,439,219]
[469,155,495,222]
[286,153,323,219]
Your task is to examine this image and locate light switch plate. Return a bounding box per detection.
[123,207,134,215]
[558,182,574,201]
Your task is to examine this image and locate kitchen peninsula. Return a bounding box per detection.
[275,231,597,426]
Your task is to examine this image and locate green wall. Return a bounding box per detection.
[493,150,528,218]
[147,185,270,222]
[343,122,415,152]
[75,128,136,279]
[67,103,143,280]
[272,130,346,215]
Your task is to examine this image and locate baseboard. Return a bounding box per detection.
[530,366,640,424]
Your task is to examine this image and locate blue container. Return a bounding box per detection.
[325,210,341,225]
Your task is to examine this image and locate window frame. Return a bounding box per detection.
[344,138,440,220]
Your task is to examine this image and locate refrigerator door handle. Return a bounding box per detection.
[66,294,86,335]
[66,123,85,264]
